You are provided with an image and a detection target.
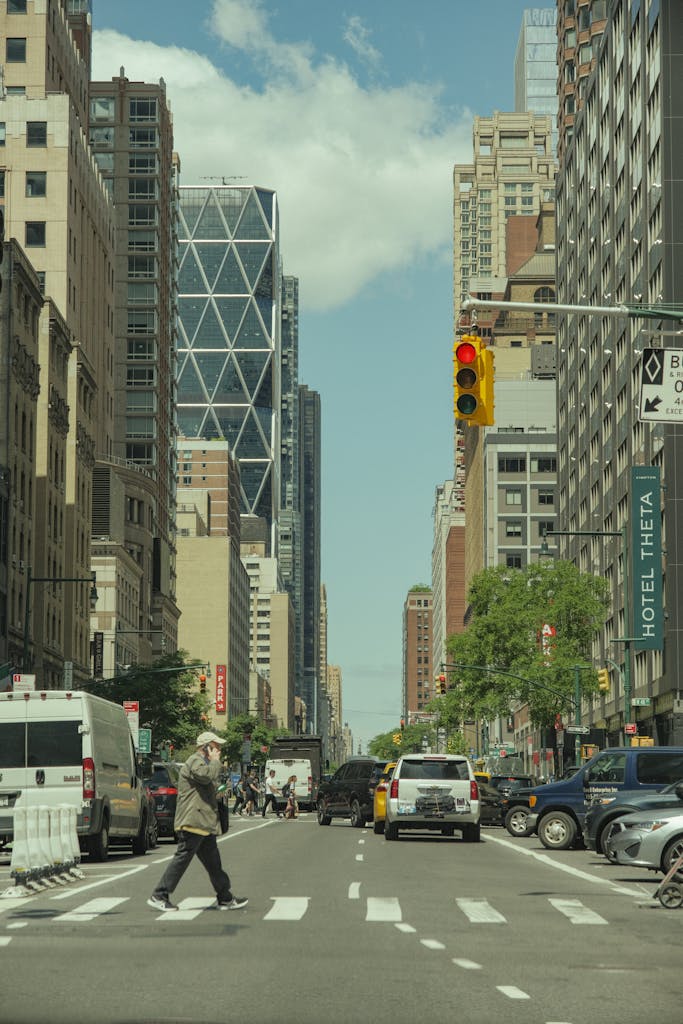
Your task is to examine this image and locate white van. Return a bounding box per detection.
[0,690,149,860]
[265,757,314,810]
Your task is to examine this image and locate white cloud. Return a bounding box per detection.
[92,16,472,311]
[343,15,382,70]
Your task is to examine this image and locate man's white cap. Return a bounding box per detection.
[196,731,226,747]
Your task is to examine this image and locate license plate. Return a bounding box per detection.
[0,796,9,807]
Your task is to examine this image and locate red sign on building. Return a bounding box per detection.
[215,665,227,714]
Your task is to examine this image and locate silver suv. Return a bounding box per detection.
[384,753,480,842]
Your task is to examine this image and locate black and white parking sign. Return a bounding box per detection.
[639,348,683,422]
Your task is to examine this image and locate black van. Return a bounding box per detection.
[525,746,683,850]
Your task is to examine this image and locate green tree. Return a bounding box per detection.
[82,650,209,750]
[368,722,436,759]
[444,561,610,726]
[220,714,285,769]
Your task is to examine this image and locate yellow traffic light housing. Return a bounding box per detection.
[437,673,447,696]
[453,334,495,426]
[392,732,402,745]
[597,668,610,692]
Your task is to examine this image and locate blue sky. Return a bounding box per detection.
[93,0,540,751]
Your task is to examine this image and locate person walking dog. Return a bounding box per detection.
[147,732,248,913]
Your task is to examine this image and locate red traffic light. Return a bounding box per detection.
[455,341,477,364]
[438,674,446,683]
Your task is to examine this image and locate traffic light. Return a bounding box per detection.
[399,717,405,730]
[199,672,207,694]
[597,668,610,692]
[437,673,447,696]
[453,334,495,426]
[392,732,402,745]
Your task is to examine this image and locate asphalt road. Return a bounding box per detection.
[0,814,680,1024]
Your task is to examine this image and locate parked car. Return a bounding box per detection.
[584,780,683,855]
[604,808,683,876]
[317,757,386,827]
[478,780,505,826]
[141,781,159,850]
[384,753,480,842]
[143,761,180,839]
[372,761,397,834]
[526,746,683,850]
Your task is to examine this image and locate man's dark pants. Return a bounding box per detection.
[152,830,231,902]
[262,793,282,817]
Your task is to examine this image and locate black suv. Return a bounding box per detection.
[317,757,386,828]
[143,761,180,838]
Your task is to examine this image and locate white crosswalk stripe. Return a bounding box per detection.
[456,898,506,923]
[56,897,128,922]
[264,897,309,921]
[548,898,608,924]
[365,897,401,922]
[156,897,216,922]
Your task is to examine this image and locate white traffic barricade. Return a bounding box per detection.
[36,806,57,887]
[1,806,31,897]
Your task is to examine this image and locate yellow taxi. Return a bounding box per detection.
[372,761,397,834]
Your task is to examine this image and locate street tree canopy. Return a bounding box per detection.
[83,651,209,750]
[442,561,610,726]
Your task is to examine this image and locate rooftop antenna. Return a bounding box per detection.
[199,176,248,185]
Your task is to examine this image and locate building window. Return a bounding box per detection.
[531,456,557,473]
[129,97,158,122]
[25,171,46,197]
[129,127,158,149]
[505,489,522,506]
[0,171,4,198]
[89,126,114,148]
[506,521,522,537]
[539,520,554,538]
[6,37,26,62]
[90,96,116,122]
[0,123,5,146]
[538,490,555,506]
[506,554,523,569]
[498,457,526,473]
[25,221,46,247]
[26,121,47,147]
[8,0,28,12]
[129,153,157,174]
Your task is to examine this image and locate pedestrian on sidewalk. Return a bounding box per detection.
[147,732,248,913]
[262,770,283,818]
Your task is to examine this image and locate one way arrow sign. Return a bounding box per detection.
[639,348,683,423]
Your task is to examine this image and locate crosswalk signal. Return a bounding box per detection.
[597,668,610,692]
[453,334,495,426]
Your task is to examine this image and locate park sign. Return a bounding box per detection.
[631,466,663,651]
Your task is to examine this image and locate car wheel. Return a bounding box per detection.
[505,805,534,838]
[385,822,398,841]
[462,823,480,843]
[88,818,110,861]
[661,836,683,878]
[350,799,365,828]
[132,811,150,856]
[317,801,332,826]
[538,811,576,850]
[373,819,385,835]
[148,815,159,849]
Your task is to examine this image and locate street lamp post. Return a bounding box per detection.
[23,566,98,671]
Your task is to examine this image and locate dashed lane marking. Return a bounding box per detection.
[0,936,12,946]
[497,986,530,1000]
[355,854,364,861]
[453,958,482,970]
[421,939,446,950]
[394,922,416,933]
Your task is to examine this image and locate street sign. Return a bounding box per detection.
[12,673,35,692]
[631,696,652,706]
[63,661,73,688]
[137,728,152,754]
[625,723,638,735]
[123,700,140,745]
[639,348,683,422]
[565,725,590,735]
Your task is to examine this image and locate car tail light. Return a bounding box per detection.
[308,775,312,793]
[470,780,479,801]
[83,757,95,800]
[376,783,387,793]
[155,786,178,797]
[390,779,399,799]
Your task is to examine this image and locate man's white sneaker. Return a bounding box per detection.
[213,896,249,910]
[147,895,178,912]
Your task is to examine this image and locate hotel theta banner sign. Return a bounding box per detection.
[215,664,227,713]
[631,466,663,651]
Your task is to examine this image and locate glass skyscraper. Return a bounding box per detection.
[176,185,281,546]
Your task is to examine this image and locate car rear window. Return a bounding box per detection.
[145,767,174,787]
[399,759,470,781]
[490,775,533,789]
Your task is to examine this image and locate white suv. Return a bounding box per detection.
[384,754,480,842]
